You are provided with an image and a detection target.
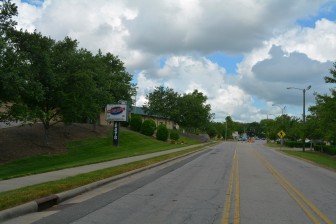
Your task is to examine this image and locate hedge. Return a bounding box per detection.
[314,145,336,155]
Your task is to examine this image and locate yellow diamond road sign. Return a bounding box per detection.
[277,130,286,139]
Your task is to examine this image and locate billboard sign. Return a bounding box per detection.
[106,104,128,122]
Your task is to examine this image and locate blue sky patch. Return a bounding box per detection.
[21,0,44,7]
[206,52,243,75]
[296,2,336,27]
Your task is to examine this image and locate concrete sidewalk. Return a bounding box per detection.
[0,143,208,193]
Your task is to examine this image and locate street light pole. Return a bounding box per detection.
[287,85,311,152]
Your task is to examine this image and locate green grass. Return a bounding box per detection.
[280,150,336,170]
[0,144,211,211]
[0,129,200,180]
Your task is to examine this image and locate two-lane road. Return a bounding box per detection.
[7,141,336,224]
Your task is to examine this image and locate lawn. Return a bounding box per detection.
[0,144,210,211]
[0,129,201,180]
[280,150,336,170]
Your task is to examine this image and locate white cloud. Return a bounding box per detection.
[135,55,260,122]
[11,0,336,122]
[268,19,336,63]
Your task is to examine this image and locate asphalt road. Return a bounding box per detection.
[6,141,336,224]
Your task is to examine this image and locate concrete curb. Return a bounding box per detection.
[0,145,213,222]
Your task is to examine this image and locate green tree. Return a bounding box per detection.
[224,116,234,139]
[206,126,217,139]
[143,86,179,120]
[177,90,213,132]
[1,28,136,143]
[0,0,18,110]
[309,63,336,143]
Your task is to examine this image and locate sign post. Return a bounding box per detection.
[106,103,128,147]
[113,121,120,146]
[277,130,286,146]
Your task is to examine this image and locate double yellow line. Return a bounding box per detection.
[253,150,332,224]
[222,146,240,224]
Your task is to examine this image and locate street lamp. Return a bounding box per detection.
[272,104,286,115]
[267,113,275,119]
[287,85,311,152]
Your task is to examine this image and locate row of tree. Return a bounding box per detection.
[0,1,136,142]
[205,63,336,147]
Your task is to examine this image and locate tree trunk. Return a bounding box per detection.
[43,122,50,146]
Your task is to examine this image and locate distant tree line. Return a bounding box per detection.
[206,63,336,154]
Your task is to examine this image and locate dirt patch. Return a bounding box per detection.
[0,123,111,164]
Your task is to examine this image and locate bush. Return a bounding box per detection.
[156,124,169,141]
[120,121,129,127]
[130,115,142,132]
[314,145,336,155]
[141,119,156,136]
[170,129,180,141]
[284,141,310,148]
[206,127,217,139]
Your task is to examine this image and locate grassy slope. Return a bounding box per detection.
[281,150,336,170]
[0,129,200,180]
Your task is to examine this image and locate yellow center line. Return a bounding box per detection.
[222,144,240,224]
[253,149,332,224]
[234,149,240,224]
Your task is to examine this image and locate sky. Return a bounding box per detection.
[13,0,336,122]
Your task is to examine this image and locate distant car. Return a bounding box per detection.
[238,137,247,141]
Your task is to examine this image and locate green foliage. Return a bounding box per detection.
[130,115,142,132]
[141,119,156,136]
[143,86,179,120]
[156,124,169,141]
[170,129,180,141]
[177,90,213,130]
[284,141,310,148]
[0,27,136,144]
[309,62,336,143]
[206,126,217,139]
[314,145,336,155]
[120,121,129,127]
[0,1,136,142]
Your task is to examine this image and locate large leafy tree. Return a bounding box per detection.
[309,63,336,143]
[0,0,18,108]
[2,29,136,142]
[2,31,80,141]
[177,90,213,131]
[143,86,179,120]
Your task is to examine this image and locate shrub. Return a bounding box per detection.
[284,141,310,148]
[170,129,180,141]
[314,145,336,155]
[130,115,142,132]
[207,127,217,139]
[141,119,156,136]
[156,124,169,141]
[120,121,129,127]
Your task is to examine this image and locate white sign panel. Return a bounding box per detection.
[106,104,128,122]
